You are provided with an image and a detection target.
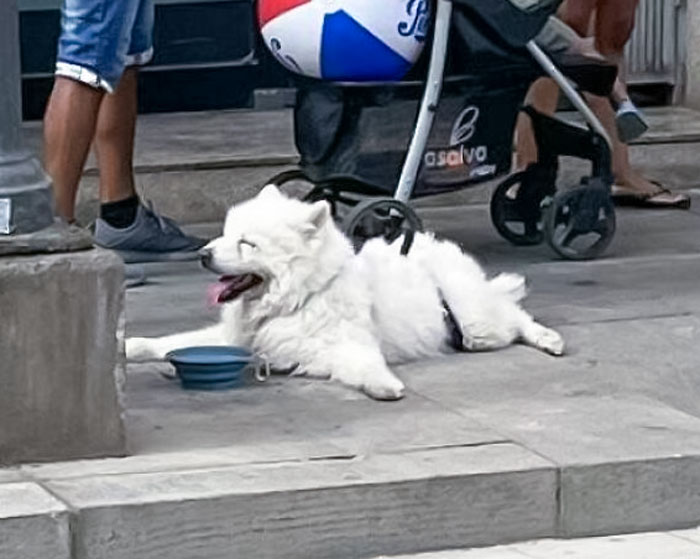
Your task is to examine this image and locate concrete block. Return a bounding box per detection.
[0,249,126,465]
[75,165,295,226]
[48,444,556,559]
[0,482,71,559]
[560,455,700,537]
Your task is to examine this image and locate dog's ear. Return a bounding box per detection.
[258,183,282,200]
[307,201,330,230]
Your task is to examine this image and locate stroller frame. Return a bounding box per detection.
[397,0,612,203]
[272,0,618,260]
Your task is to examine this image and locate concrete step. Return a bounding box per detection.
[21,106,700,225]
[14,444,557,559]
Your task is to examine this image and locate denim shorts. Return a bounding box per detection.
[55,0,154,93]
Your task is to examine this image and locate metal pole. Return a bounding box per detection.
[0,0,54,235]
[394,0,452,203]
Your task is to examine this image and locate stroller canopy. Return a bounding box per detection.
[452,0,564,49]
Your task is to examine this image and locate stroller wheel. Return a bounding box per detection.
[304,187,342,219]
[265,171,344,219]
[267,170,321,203]
[543,185,616,260]
[490,171,547,246]
[342,198,423,252]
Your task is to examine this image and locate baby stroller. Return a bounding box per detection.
[266,0,618,260]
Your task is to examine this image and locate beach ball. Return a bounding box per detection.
[258,0,431,81]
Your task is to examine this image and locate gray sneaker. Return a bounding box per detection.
[616,100,649,144]
[94,202,207,263]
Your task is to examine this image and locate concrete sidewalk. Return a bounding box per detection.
[4,198,700,558]
[378,529,700,558]
[9,103,700,557]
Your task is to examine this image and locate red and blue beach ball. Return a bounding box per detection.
[258,0,431,82]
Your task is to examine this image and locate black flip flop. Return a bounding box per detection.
[611,182,691,210]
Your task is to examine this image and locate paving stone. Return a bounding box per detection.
[669,528,700,546]
[381,532,700,559]
[377,549,530,559]
[513,532,700,559]
[402,317,700,465]
[48,444,556,559]
[452,394,700,466]
[123,357,506,458]
[0,483,71,559]
[561,456,700,537]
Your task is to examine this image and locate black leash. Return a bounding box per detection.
[400,228,415,256]
[397,228,465,351]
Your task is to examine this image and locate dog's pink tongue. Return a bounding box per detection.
[207,280,230,306]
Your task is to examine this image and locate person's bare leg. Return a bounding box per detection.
[583,94,635,182]
[514,0,594,169]
[43,77,104,221]
[563,0,596,36]
[514,78,561,169]
[594,0,639,63]
[94,67,139,203]
[584,93,685,204]
[612,78,629,104]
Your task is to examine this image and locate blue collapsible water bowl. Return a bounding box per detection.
[166,346,256,391]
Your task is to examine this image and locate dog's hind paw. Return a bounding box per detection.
[363,376,406,401]
[533,327,565,356]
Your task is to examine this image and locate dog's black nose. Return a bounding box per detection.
[199,247,213,267]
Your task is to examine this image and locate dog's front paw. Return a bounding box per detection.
[125,337,164,361]
[363,375,406,401]
[534,327,565,356]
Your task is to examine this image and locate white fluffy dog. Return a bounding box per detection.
[127,185,564,400]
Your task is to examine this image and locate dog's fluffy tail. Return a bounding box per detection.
[489,273,527,302]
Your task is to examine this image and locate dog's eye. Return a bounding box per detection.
[238,238,258,256]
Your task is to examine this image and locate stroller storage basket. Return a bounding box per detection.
[295,77,529,197]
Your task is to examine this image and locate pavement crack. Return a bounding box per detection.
[381,440,513,455]
[552,311,694,328]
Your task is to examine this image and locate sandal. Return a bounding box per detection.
[611,181,691,210]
